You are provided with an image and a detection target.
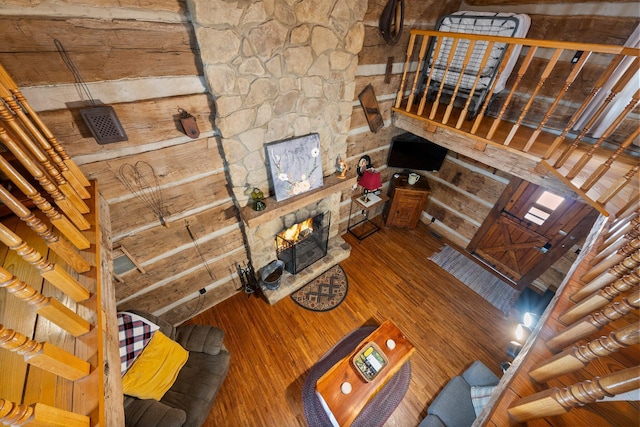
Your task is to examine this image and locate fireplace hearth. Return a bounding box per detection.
[276,212,330,274]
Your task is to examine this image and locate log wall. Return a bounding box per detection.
[0,2,244,325]
[1,0,635,322]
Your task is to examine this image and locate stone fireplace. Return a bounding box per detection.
[186,0,366,301]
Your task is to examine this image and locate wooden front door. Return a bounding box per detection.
[468,179,598,289]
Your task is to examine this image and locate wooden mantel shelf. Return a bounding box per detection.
[240,172,357,228]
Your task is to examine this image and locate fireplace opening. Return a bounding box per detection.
[276,212,330,274]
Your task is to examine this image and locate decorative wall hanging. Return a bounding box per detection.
[55,39,128,144]
[118,161,169,227]
[358,84,384,133]
[266,133,323,202]
[178,108,200,139]
[379,0,404,45]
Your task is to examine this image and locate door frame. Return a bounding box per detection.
[467,177,599,290]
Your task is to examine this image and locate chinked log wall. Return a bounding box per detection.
[0,3,247,325]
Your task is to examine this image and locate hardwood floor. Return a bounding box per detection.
[186,221,517,426]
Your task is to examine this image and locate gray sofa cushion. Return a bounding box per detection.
[418,414,447,427]
[427,375,476,427]
[123,397,187,427]
[462,360,500,387]
[161,349,231,427]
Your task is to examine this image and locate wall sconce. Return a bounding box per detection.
[179,108,200,138]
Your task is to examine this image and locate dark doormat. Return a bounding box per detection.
[290,264,348,312]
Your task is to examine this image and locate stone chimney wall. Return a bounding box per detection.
[186,0,367,203]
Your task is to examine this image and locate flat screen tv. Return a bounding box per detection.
[387,133,448,172]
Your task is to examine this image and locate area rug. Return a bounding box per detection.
[428,245,519,315]
[302,326,411,427]
[291,264,347,312]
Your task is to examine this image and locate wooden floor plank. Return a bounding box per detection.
[186,220,517,426]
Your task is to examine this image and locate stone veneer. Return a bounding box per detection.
[186,0,367,281]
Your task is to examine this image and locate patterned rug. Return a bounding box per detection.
[290,264,348,311]
[302,326,411,427]
[428,245,520,315]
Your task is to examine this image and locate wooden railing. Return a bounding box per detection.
[393,29,639,219]
[0,64,121,426]
[479,210,640,425]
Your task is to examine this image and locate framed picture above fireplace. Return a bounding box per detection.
[266,133,324,202]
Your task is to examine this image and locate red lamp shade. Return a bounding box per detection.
[359,170,381,191]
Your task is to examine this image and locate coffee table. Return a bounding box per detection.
[315,320,415,426]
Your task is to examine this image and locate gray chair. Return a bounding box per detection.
[419,361,500,427]
[123,310,230,427]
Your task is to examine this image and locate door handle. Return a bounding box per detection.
[535,242,552,253]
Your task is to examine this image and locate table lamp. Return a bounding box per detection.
[359,170,381,203]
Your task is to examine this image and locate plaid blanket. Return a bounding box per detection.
[118,312,160,375]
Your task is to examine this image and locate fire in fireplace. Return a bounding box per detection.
[276,212,330,274]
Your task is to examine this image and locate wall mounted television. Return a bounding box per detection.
[387,133,449,172]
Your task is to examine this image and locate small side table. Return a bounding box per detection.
[347,193,389,240]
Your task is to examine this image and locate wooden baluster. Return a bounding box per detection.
[0,121,89,217]
[603,209,639,243]
[456,40,495,128]
[486,46,537,140]
[597,160,640,206]
[614,193,640,221]
[574,249,640,302]
[0,132,89,231]
[0,266,91,337]
[561,267,640,324]
[0,222,90,302]
[0,184,90,273]
[547,289,640,352]
[442,39,477,125]
[579,238,640,287]
[0,156,89,250]
[405,34,427,112]
[430,37,460,120]
[396,32,416,109]
[508,366,640,422]
[553,58,639,169]
[417,36,444,117]
[470,43,516,135]
[604,210,639,243]
[504,48,564,146]
[0,398,33,425]
[0,400,90,427]
[542,54,626,160]
[525,51,591,151]
[581,127,640,191]
[591,215,640,266]
[0,82,91,202]
[0,324,90,381]
[566,88,640,180]
[417,36,445,117]
[530,323,640,383]
[0,62,91,189]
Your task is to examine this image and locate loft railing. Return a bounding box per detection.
[0,64,121,426]
[393,29,639,219]
[477,210,640,425]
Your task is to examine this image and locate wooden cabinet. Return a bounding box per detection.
[385,175,430,229]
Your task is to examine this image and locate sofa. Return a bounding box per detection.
[419,361,500,427]
[122,310,231,427]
